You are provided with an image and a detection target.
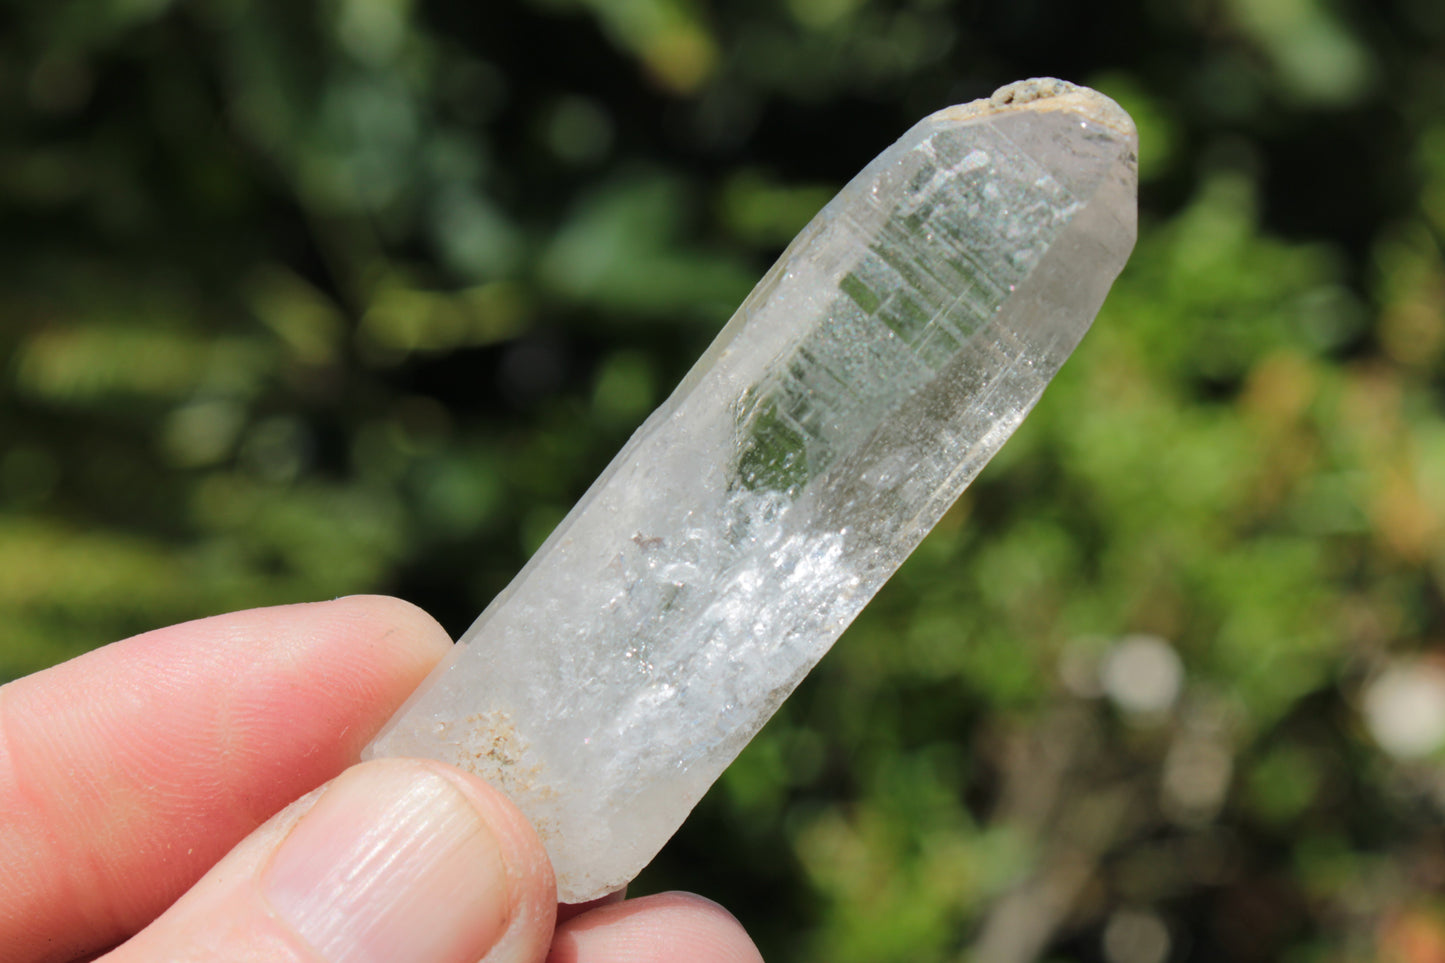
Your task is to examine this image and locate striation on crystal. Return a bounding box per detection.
[364,78,1139,902]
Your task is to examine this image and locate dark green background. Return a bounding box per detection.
[5,1,1445,960]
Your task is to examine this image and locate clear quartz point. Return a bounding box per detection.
[365,78,1138,901]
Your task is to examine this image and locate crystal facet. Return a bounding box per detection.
[365,78,1138,901]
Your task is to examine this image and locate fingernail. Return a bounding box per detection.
[264,761,511,963]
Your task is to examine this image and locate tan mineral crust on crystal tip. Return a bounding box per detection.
[365,78,1139,902]
[942,76,1137,135]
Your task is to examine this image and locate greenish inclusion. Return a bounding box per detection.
[839,271,882,314]
[879,290,933,344]
[735,398,810,493]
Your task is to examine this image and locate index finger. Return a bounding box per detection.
[0,595,451,963]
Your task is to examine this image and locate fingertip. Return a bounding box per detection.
[0,596,457,961]
[319,595,454,669]
[549,891,763,963]
[262,758,554,963]
[421,761,560,962]
[421,757,557,942]
[557,886,627,924]
[207,596,455,769]
[117,758,558,963]
[421,760,555,882]
[276,595,454,757]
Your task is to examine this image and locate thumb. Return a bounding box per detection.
[107,759,557,963]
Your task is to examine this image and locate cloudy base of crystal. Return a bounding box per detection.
[365,78,1138,902]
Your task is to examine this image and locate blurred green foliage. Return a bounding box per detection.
[6,0,1445,960]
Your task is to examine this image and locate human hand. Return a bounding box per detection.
[0,596,763,963]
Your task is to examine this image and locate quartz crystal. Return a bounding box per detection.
[365,78,1138,901]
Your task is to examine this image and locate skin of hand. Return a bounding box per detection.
[0,596,764,963]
